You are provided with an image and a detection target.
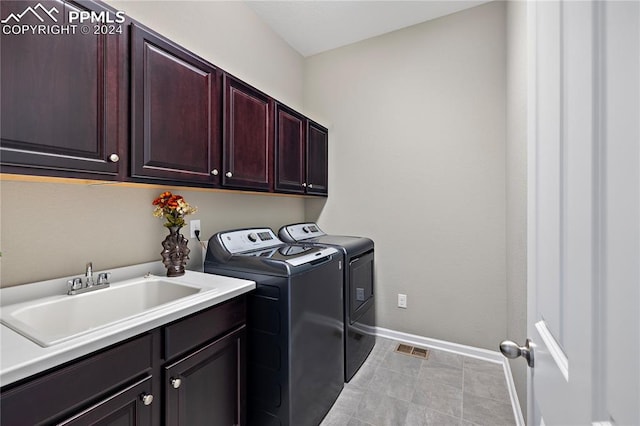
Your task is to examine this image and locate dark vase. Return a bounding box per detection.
[161,226,190,277]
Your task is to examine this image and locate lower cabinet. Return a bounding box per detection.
[58,377,153,426]
[164,327,245,426]
[0,334,154,425]
[0,297,246,426]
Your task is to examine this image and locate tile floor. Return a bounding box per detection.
[320,337,517,426]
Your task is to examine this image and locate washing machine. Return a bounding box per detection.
[204,227,344,426]
[279,223,375,382]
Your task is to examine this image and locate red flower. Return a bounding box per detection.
[152,191,197,228]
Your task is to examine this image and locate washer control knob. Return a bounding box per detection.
[248,233,258,242]
[302,226,310,233]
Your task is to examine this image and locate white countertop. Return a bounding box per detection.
[0,262,255,386]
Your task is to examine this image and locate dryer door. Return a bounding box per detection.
[349,250,374,322]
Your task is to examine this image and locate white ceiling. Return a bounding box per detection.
[245,1,492,57]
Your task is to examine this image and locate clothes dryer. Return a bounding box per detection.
[279,223,375,382]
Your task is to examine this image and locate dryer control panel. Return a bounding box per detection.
[280,222,326,242]
[219,228,282,253]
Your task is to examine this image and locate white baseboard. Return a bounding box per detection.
[374,326,525,426]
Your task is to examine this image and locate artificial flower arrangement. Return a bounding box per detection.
[152,191,197,228]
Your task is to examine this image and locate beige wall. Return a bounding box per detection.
[304,2,507,350]
[0,1,306,287]
[0,182,304,286]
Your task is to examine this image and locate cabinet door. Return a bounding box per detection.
[275,103,306,194]
[0,0,125,178]
[57,377,153,426]
[223,75,273,191]
[306,121,329,196]
[165,326,246,426]
[0,334,152,425]
[130,24,221,186]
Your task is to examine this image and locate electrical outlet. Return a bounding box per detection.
[398,293,407,309]
[189,220,201,238]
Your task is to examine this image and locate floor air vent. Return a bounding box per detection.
[395,343,430,360]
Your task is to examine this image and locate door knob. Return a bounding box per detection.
[500,339,534,367]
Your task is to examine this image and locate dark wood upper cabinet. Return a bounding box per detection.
[1,1,328,196]
[275,104,306,193]
[130,23,222,186]
[275,104,329,196]
[223,74,274,191]
[306,120,329,196]
[0,0,126,179]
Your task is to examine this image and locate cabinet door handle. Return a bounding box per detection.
[308,184,313,189]
[211,169,219,176]
[225,172,232,178]
[109,153,120,163]
[140,394,154,406]
[171,377,182,389]
[302,183,307,187]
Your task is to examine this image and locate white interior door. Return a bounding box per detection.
[527,2,594,424]
[525,1,640,425]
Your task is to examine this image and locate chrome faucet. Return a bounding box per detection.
[67,261,111,295]
[85,262,94,287]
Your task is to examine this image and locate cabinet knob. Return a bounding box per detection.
[171,377,182,389]
[211,169,219,176]
[308,184,313,189]
[108,153,120,163]
[225,172,233,178]
[140,394,154,406]
[302,183,307,187]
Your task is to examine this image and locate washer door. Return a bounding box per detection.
[349,250,374,323]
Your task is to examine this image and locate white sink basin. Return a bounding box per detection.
[0,276,213,347]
